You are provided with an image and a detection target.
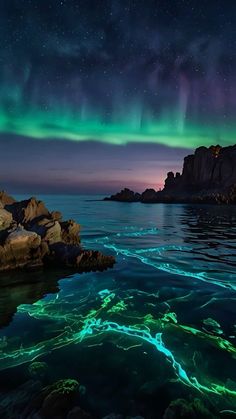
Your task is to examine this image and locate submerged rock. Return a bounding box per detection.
[163,398,217,418]
[0,193,115,273]
[22,379,81,418]
[28,361,48,379]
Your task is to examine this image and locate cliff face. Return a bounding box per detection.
[105,144,236,204]
[164,145,236,194]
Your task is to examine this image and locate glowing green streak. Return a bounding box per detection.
[0,105,235,148]
[103,243,236,290]
[0,294,235,402]
[80,318,236,397]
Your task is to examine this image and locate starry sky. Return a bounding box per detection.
[0,0,235,193]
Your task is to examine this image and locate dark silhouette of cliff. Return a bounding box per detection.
[105,145,236,204]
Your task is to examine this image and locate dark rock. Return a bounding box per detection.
[28,361,48,379]
[60,220,81,245]
[104,188,141,202]
[0,379,42,419]
[141,188,158,203]
[105,144,236,204]
[23,378,80,418]
[163,398,217,419]
[0,193,115,273]
[47,243,115,272]
[6,197,50,225]
[67,406,94,419]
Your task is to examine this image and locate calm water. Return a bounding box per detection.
[0,195,236,418]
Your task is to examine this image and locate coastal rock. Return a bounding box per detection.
[0,207,13,230]
[0,193,115,273]
[104,188,141,202]
[0,227,43,271]
[105,144,236,204]
[6,197,50,225]
[30,217,62,245]
[47,243,115,272]
[0,191,16,206]
[60,220,81,245]
[141,188,158,203]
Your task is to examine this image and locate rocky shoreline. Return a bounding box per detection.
[104,144,236,204]
[0,192,115,273]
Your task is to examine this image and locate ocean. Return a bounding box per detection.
[0,195,236,417]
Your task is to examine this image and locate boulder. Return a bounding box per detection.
[60,219,81,245]
[30,217,62,245]
[6,197,50,225]
[0,226,43,271]
[0,207,13,230]
[0,191,16,206]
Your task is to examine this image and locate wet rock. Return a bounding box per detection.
[28,361,48,379]
[23,378,80,418]
[0,379,42,419]
[163,398,217,419]
[67,406,94,419]
[48,243,115,272]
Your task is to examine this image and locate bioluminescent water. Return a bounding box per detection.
[0,196,236,418]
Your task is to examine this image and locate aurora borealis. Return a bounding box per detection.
[0,0,236,192]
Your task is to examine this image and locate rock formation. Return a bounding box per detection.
[104,144,236,204]
[104,188,141,202]
[0,192,115,273]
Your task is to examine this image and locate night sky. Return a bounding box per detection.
[0,0,235,193]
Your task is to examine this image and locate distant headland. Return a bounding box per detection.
[104,144,236,204]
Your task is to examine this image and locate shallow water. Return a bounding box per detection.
[0,195,236,418]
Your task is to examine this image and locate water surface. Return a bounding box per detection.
[0,196,236,417]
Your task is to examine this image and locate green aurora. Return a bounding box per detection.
[0,106,235,148]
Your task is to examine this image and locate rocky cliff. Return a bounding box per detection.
[105,144,236,204]
[0,193,115,272]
